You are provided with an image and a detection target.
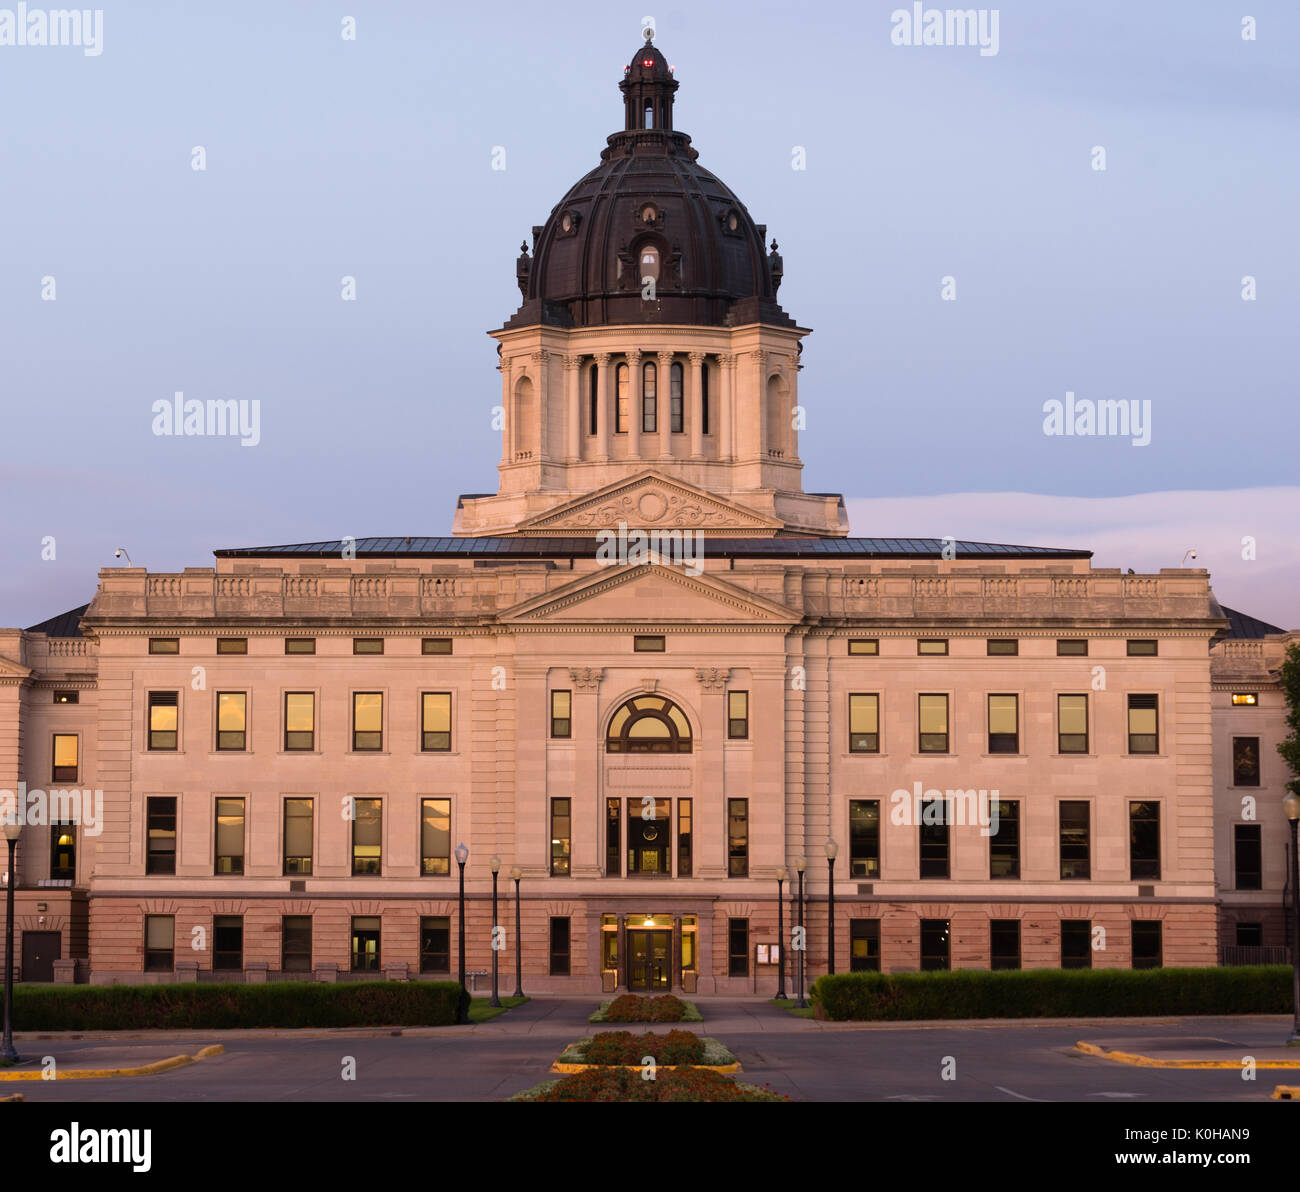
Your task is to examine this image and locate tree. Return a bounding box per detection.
[1278,641,1300,797]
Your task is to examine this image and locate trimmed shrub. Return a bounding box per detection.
[601,994,693,1022]
[10,981,469,1030]
[811,966,1293,1022]
[581,1029,705,1066]
[520,1067,787,1102]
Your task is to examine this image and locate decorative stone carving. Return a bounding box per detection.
[695,667,729,690]
[569,667,603,690]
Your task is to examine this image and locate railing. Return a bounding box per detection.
[1220,945,1292,966]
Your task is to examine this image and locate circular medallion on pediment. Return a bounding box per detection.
[636,490,669,521]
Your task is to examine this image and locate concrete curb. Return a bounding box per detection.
[551,1060,742,1075]
[1271,1085,1300,1100]
[0,1044,225,1082]
[1075,1040,1300,1069]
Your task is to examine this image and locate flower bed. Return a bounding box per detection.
[553,1030,739,1073]
[511,1067,787,1102]
[590,994,702,1023]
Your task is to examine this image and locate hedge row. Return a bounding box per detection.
[811,966,1293,1021]
[10,981,469,1030]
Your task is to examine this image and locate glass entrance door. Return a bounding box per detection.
[626,930,672,990]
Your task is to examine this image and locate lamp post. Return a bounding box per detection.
[2,820,20,1063]
[795,855,807,1009]
[775,866,788,999]
[489,855,502,1008]
[511,866,523,998]
[454,842,469,1023]
[825,838,839,976]
[1284,793,1300,1045]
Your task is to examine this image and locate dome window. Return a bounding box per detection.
[640,246,660,283]
[641,204,657,224]
[557,209,581,238]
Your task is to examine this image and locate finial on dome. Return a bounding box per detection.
[643,25,654,43]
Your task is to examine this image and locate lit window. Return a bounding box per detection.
[1231,692,1257,706]
[421,692,452,751]
[352,692,383,751]
[216,692,246,751]
[848,639,878,655]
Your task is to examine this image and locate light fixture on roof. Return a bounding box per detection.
[113,547,133,566]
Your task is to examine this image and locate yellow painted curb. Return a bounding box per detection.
[552,1061,742,1075]
[1076,1041,1300,1070]
[1271,1085,1300,1100]
[0,1044,225,1082]
[1,1093,25,1102]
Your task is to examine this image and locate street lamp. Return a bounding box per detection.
[2,819,21,1063]
[489,855,502,1008]
[825,839,839,976]
[1284,793,1300,1046]
[454,842,469,1023]
[794,855,807,1009]
[511,866,523,998]
[775,866,788,999]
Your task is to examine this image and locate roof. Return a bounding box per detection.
[214,537,1090,560]
[26,603,89,637]
[1219,605,1287,638]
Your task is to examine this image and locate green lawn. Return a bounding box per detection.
[468,996,528,1023]
[769,998,815,1019]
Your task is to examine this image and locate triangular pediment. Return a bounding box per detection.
[0,656,32,680]
[511,471,784,536]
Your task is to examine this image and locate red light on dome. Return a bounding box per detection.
[641,58,654,66]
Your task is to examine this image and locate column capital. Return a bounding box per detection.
[592,352,611,366]
[695,666,729,691]
[569,666,604,691]
[562,354,584,370]
[688,351,707,366]
[626,348,642,365]
[656,349,675,365]
[531,349,551,363]
[718,353,738,367]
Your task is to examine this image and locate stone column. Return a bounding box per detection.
[688,352,706,459]
[626,349,641,459]
[594,353,611,461]
[570,667,603,878]
[564,354,582,464]
[718,354,735,461]
[752,350,769,459]
[694,667,729,879]
[658,350,675,459]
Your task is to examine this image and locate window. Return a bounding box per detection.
[917,639,948,656]
[987,694,1018,753]
[639,245,659,282]
[1127,639,1158,656]
[216,637,247,655]
[678,798,692,877]
[850,919,880,972]
[626,798,670,874]
[283,798,313,875]
[606,694,692,753]
[146,797,177,875]
[1058,694,1089,753]
[700,361,710,434]
[351,916,381,971]
[1131,922,1162,969]
[588,363,598,434]
[1232,737,1260,786]
[728,919,749,977]
[1231,692,1257,707]
[352,692,383,751]
[606,798,621,877]
[421,637,453,655]
[421,692,452,751]
[214,797,245,875]
[670,362,683,432]
[213,915,243,970]
[1129,801,1161,880]
[1056,639,1088,656]
[350,798,382,874]
[918,694,948,753]
[642,360,657,433]
[847,638,879,655]
[148,691,179,750]
[727,691,749,739]
[148,638,179,654]
[1236,922,1263,947]
[51,734,78,783]
[1127,694,1158,753]
[420,917,450,973]
[991,920,1021,970]
[144,915,175,971]
[550,690,572,739]
[1234,824,1262,890]
[216,692,246,751]
[849,693,879,753]
[615,363,629,432]
[549,917,571,976]
[281,916,312,972]
[849,800,880,878]
[284,692,315,751]
[1061,920,1091,969]
[920,919,950,971]
[285,638,316,654]
[50,821,75,879]
[550,798,571,876]
[353,637,383,655]
[1059,801,1090,879]
[633,635,665,652]
[53,690,78,704]
[728,799,748,877]
[421,798,450,876]
[919,799,949,878]
[989,800,1020,879]
[986,639,1018,656]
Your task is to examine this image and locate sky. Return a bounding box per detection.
[1,0,1296,628]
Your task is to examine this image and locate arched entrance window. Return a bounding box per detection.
[606,695,693,753]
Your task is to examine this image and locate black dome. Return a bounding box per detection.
[503,38,793,331]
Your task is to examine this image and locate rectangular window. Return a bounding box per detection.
[1236,922,1263,947]
[917,638,948,656]
[53,690,78,704]
[918,694,948,753]
[284,637,316,654]
[420,917,451,973]
[847,638,879,655]
[50,821,75,879]
[678,798,692,877]
[421,798,451,876]
[1061,919,1092,969]
[284,692,315,751]
[670,362,683,433]
[148,691,179,751]
[633,635,665,652]
[283,797,313,875]
[1231,692,1257,706]
[986,638,1019,656]
[549,917,571,976]
[351,798,382,875]
[550,798,571,876]
[642,366,657,433]
[550,690,572,739]
[728,918,749,977]
[848,693,879,753]
[990,919,1021,970]
[1129,801,1161,880]
[281,915,312,972]
[989,800,1020,879]
[1058,694,1089,753]
[1059,801,1090,880]
[700,363,710,434]
[144,915,175,971]
[51,733,78,783]
[606,798,621,877]
[216,692,247,751]
[1127,694,1158,754]
[421,692,452,751]
[919,799,949,878]
[849,800,880,878]
[849,919,881,972]
[1232,737,1260,786]
[146,796,177,875]
[213,915,243,970]
[1056,639,1088,656]
[987,693,1019,753]
[727,691,749,739]
[216,637,247,655]
[148,638,179,654]
[920,919,950,971]
[421,637,453,655]
[1126,639,1158,656]
[728,798,749,877]
[1234,824,1262,890]
[353,638,384,655]
[351,916,381,971]
[1131,921,1162,969]
[352,692,383,751]
[214,797,245,875]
